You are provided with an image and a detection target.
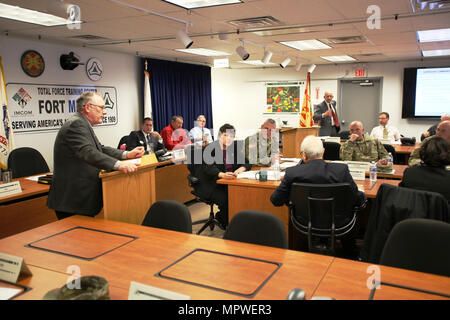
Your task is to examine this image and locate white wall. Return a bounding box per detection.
[0,36,141,170]
[212,58,450,140]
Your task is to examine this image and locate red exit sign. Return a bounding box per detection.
[354,68,368,77]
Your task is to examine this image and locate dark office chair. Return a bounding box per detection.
[7,147,50,179]
[382,144,398,164]
[323,142,341,161]
[339,130,350,141]
[185,144,224,234]
[117,135,128,149]
[223,210,288,249]
[288,183,365,255]
[380,219,450,277]
[141,200,192,233]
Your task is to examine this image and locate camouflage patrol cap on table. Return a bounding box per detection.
[43,276,110,300]
[376,162,393,173]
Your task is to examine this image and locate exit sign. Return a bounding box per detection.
[354,68,368,77]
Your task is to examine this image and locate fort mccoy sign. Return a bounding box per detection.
[6,83,118,133]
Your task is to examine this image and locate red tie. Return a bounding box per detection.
[329,103,339,128]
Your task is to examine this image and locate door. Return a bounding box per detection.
[338,79,382,133]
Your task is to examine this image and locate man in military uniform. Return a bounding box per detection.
[245,119,278,166]
[409,120,450,166]
[340,121,388,165]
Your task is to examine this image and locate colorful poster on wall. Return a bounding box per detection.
[6,83,118,133]
[266,82,303,113]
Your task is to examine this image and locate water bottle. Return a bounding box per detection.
[369,161,377,183]
[387,153,393,167]
[273,156,281,181]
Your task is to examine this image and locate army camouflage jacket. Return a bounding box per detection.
[408,136,429,167]
[340,136,388,162]
[245,132,275,166]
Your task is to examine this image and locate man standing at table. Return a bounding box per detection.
[47,92,145,220]
[313,91,340,137]
[409,120,450,166]
[126,117,165,154]
[189,115,213,146]
[340,121,388,165]
[370,112,400,144]
[161,115,191,150]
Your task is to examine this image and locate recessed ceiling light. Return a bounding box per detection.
[237,60,276,66]
[417,28,450,42]
[320,55,356,62]
[175,48,231,56]
[280,39,331,51]
[163,0,242,9]
[422,49,450,57]
[0,3,81,26]
[213,58,229,68]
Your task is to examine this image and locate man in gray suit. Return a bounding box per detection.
[313,91,340,137]
[47,92,145,220]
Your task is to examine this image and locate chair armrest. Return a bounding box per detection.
[187,174,199,185]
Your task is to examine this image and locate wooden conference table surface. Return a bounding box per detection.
[1,216,448,300]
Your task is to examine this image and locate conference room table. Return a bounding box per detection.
[0,174,56,239]
[394,143,419,164]
[1,216,448,301]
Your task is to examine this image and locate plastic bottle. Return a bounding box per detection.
[273,156,281,181]
[387,153,393,167]
[369,161,377,183]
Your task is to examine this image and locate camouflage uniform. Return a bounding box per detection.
[408,136,429,167]
[245,132,275,166]
[340,136,388,162]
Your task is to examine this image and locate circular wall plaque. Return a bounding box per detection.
[85,57,103,81]
[21,50,45,77]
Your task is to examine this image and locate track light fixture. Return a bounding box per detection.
[177,29,193,48]
[236,39,249,60]
[308,64,317,73]
[280,57,291,68]
[261,49,273,64]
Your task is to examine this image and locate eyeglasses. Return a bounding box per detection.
[89,103,106,110]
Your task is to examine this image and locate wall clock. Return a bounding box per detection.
[21,50,45,77]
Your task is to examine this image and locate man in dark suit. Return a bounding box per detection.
[126,117,165,154]
[270,135,365,255]
[47,92,145,220]
[313,91,340,137]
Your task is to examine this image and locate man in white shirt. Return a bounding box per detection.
[189,115,213,146]
[370,112,400,144]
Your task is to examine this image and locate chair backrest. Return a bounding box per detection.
[223,210,288,249]
[380,218,450,277]
[7,147,50,179]
[382,144,397,164]
[117,135,128,149]
[141,200,192,233]
[339,130,350,141]
[289,183,357,231]
[323,142,341,161]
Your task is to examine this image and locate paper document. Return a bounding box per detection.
[237,170,285,181]
[25,174,47,181]
[281,158,302,163]
[280,162,298,170]
[0,288,22,300]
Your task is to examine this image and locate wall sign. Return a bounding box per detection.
[6,83,118,133]
[20,50,45,77]
[85,57,103,81]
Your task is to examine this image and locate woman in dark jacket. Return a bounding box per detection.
[400,136,450,201]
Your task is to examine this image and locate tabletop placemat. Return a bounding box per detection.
[156,248,282,298]
[26,227,138,260]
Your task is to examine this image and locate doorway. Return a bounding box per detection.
[338,78,382,133]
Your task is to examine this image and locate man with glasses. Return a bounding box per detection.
[189,115,213,146]
[370,112,400,144]
[47,92,145,220]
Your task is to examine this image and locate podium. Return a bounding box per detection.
[99,158,158,225]
[281,127,319,158]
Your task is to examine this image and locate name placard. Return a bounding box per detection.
[0,181,22,198]
[379,138,392,145]
[324,137,341,143]
[349,169,366,181]
[128,281,190,300]
[345,161,370,172]
[172,149,186,160]
[0,252,32,283]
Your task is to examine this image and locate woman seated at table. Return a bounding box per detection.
[400,136,450,201]
[199,123,252,228]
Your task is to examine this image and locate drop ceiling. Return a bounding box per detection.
[1,0,449,68]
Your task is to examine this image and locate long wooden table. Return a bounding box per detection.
[0,174,56,239]
[1,216,448,300]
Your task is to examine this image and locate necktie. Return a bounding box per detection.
[383,127,388,139]
[329,103,339,128]
[146,134,151,152]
